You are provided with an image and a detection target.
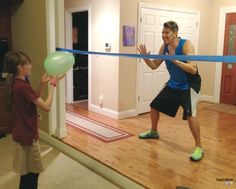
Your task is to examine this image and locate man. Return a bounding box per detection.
[138,21,203,161]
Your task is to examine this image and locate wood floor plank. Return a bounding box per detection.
[63,102,236,189]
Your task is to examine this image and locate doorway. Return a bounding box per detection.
[72,11,88,102]
[65,6,91,109]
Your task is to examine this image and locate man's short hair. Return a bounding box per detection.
[163,21,179,32]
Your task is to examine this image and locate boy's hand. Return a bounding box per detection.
[50,75,65,87]
[41,73,52,84]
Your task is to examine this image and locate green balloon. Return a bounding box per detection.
[44,51,75,76]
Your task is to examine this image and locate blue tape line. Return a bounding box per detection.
[56,47,236,63]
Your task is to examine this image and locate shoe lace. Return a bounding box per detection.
[193,147,202,155]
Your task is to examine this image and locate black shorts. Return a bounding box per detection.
[150,85,199,120]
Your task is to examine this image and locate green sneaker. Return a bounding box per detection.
[139,130,159,139]
[190,147,204,161]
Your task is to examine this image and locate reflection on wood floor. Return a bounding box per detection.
[63,102,236,189]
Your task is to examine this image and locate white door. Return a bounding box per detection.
[137,7,199,114]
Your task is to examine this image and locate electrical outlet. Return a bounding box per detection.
[99,95,103,108]
[38,113,42,121]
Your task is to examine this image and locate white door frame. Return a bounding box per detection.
[45,0,57,135]
[45,1,92,137]
[137,2,200,114]
[65,6,92,107]
[45,0,68,138]
[215,6,236,103]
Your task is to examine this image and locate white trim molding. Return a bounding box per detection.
[90,104,137,119]
[46,0,67,138]
[55,0,67,138]
[45,0,57,135]
[198,94,218,103]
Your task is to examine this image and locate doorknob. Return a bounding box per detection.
[227,63,233,69]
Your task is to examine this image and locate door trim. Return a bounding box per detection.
[137,2,200,114]
[45,0,57,135]
[65,6,92,109]
[215,6,236,103]
[46,0,68,138]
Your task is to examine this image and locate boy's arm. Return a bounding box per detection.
[34,85,55,112]
[36,73,52,97]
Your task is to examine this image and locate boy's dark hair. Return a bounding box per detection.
[163,21,179,33]
[4,50,31,76]
[3,50,31,112]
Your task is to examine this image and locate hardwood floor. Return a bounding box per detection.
[63,102,236,189]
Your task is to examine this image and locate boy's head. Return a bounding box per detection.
[4,51,31,76]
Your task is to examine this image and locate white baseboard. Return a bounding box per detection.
[89,104,137,119]
[90,95,220,120]
[89,104,118,118]
[39,130,145,189]
[55,126,67,139]
[117,109,138,119]
[199,94,219,103]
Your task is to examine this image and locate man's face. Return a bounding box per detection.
[162,27,177,44]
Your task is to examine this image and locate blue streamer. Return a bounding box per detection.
[56,47,236,63]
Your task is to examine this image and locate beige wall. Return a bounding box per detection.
[210,1,236,51]
[7,0,236,132]
[66,0,214,112]
[198,0,236,97]
[209,0,236,96]
[119,0,213,111]
[119,0,236,111]
[65,0,120,111]
[67,0,236,115]
[11,0,49,131]
[119,0,138,112]
[10,0,236,124]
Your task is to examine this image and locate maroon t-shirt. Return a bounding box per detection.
[11,79,39,145]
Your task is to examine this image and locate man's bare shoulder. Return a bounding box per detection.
[183,40,195,55]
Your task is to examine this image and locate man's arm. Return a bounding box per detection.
[170,40,197,75]
[138,44,164,70]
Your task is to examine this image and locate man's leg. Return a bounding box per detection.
[150,108,160,131]
[187,116,201,147]
[139,86,175,139]
[187,116,203,161]
[139,108,160,139]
